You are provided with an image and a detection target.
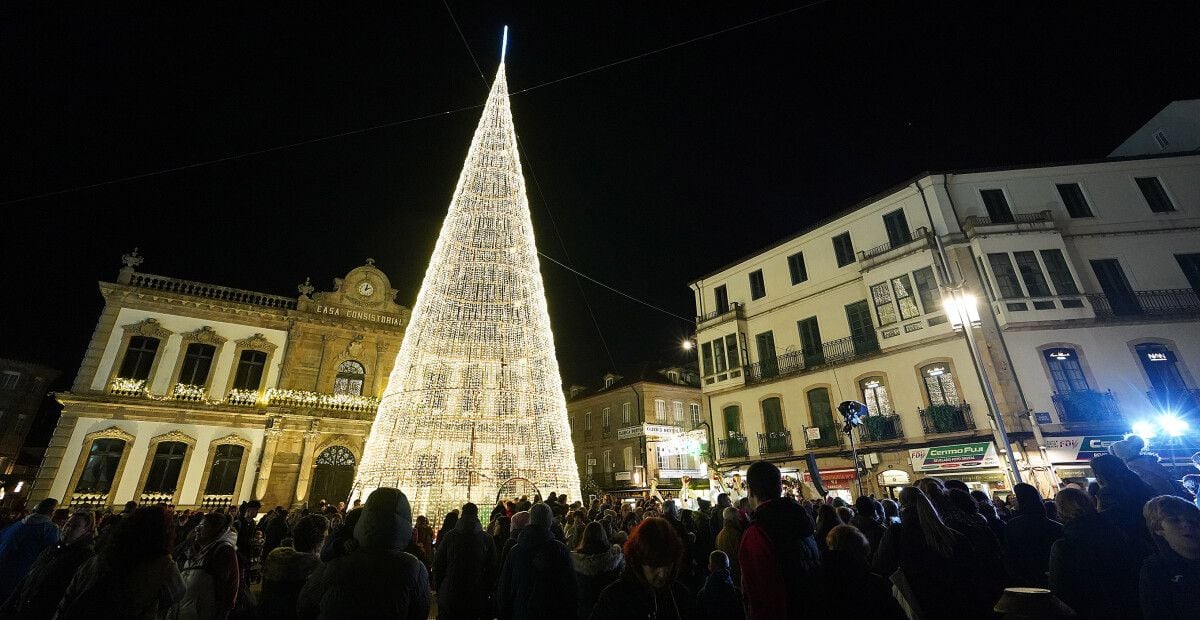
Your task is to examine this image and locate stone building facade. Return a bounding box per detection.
[30,251,409,511]
[566,365,704,499]
[0,358,61,509]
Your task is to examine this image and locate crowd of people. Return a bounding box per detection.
[0,433,1196,619]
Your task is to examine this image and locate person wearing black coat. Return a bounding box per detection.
[433,502,499,620]
[297,488,430,620]
[1048,488,1140,619]
[496,503,576,620]
[1003,483,1063,588]
[1092,454,1158,558]
[697,551,743,620]
[590,518,699,620]
[849,496,887,559]
[817,526,904,620]
[0,512,96,619]
[570,523,624,620]
[1139,496,1200,620]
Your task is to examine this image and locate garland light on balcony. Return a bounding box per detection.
[353,52,580,520]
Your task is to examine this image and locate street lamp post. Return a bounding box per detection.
[943,290,1023,486]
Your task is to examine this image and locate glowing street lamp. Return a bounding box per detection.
[943,292,982,331]
[1160,414,1190,437]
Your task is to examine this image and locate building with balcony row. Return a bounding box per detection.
[565,364,704,499]
[29,252,410,511]
[690,149,1200,501]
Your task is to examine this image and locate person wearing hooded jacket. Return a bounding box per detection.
[589,517,699,620]
[1092,454,1158,557]
[570,522,623,620]
[0,511,95,619]
[434,502,498,619]
[170,511,239,620]
[737,461,820,620]
[1048,488,1140,619]
[496,503,575,620]
[296,488,430,620]
[1003,483,1064,588]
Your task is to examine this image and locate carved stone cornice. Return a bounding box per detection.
[211,432,253,448]
[121,317,173,340]
[148,430,197,446]
[179,326,227,347]
[88,425,137,443]
[234,333,278,354]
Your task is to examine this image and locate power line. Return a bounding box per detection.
[3,1,831,206]
[536,251,693,324]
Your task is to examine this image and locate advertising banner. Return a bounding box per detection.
[1043,435,1123,463]
[909,442,999,471]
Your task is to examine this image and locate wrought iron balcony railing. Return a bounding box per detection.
[1051,390,1121,424]
[802,425,844,450]
[918,403,976,435]
[719,434,749,459]
[697,302,745,325]
[745,334,880,385]
[757,430,793,455]
[1086,289,1200,319]
[963,210,1054,230]
[859,227,931,261]
[857,414,905,443]
[1146,388,1200,415]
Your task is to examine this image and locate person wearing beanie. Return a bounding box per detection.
[500,510,531,570]
[1111,435,1194,499]
[497,502,575,619]
[589,517,699,620]
[297,488,429,619]
[0,497,62,602]
[434,502,498,619]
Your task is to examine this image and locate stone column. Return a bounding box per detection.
[254,418,284,500]
[293,420,321,505]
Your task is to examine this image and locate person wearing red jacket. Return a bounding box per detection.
[737,461,820,620]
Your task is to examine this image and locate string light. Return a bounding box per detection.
[353,61,581,520]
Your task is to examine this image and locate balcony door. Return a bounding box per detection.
[797,317,823,366]
[883,209,911,246]
[756,331,778,378]
[1043,348,1089,394]
[806,388,838,447]
[1136,344,1187,394]
[845,300,878,355]
[714,285,729,314]
[1090,259,1141,316]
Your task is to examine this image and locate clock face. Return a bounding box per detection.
[357,281,375,297]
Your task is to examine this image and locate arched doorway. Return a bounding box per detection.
[310,446,356,505]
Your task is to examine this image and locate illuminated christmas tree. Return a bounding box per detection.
[353,49,580,520]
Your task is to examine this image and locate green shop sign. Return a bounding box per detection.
[909,442,999,472]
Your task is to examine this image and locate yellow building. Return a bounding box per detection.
[31,250,409,511]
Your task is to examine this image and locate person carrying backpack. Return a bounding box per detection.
[170,511,239,620]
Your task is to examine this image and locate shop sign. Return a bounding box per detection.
[803,469,858,483]
[878,469,911,486]
[1043,435,1123,463]
[617,424,682,440]
[909,442,998,471]
[657,430,707,456]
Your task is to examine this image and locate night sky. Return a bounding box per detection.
[4,2,1199,391]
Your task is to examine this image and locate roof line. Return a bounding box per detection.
[689,150,1200,284]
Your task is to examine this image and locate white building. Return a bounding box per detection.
[690,151,1200,500]
[1110,99,1200,157]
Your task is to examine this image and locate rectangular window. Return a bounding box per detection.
[1136,177,1176,213]
[690,403,701,425]
[980,189,1014,223]
[1056,183,1093,218]
[787,252,808,285]
[871,282,898,326]
[585,411,592,430]
[603,450,612,472]
[912,267,939,313]
[987,253,1024,298]
[1177,253,1200,295]
[232,350,267,391]
[673,401,684,422]
[602,407,611,429]
[714,285,729,313]
[0,371,19,390]
[655,399,666,422]
[892,274,921,320]
[178,343,216,387]
[622,401,632,424]
[1040,249,1080,295]
[1013,251,1052,296]
[118,336,160,381]
[724,334,741,368]
[833,232,855,267]
[623,446,634,471]
[883,209,911,246]
[748,269,766,300]
[700,342,714,375]
[797,316,823,366]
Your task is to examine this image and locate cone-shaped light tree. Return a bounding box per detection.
[353,55,581,520]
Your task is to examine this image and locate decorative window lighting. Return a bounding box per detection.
[352,57,580,520]
[925,366,947,377]
[942,292,982,331]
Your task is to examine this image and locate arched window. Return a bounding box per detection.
[75,438,127,494]
[232,350,267,390]
[1043,348,1089,394]
[204,444,245,495]
[334,360,366,396]
[1136,343,1188,393]
[921,363,960,406]
[860,377,893,415]
[315,445,356,466]
[722,405,742,436]
[143,441,188,494]
[179,343,216,386]
[118,336,160,380]
[761,397,786,433]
